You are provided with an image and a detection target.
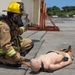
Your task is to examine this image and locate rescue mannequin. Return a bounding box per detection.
[0,1,34,67]
[30,46,74,72]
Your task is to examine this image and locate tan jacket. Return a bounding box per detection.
[0,20,24,56]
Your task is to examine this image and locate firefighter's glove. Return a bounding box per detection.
[13,52,25,64]
[19,27,25,35]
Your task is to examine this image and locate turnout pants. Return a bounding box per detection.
[0,38,34,65]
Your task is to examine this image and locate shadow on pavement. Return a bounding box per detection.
[29,69,54,74]
[0,64,27,70]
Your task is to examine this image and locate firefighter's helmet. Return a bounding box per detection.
[3,1,24,13]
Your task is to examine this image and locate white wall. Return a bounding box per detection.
[22,0,40,25]
[22,0,34,23]
[33,0,40,25]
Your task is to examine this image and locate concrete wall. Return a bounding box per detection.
[22,0,40,25]
[22,0,34,23]
[33,0,40,25]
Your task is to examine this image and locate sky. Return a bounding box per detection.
[45,0,75,9]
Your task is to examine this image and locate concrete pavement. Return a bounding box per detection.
[0,18,75,75]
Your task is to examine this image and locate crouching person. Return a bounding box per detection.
[0,1,34,67]
[30,46,74,72]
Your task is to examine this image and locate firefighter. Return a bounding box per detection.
[0,1,34,67]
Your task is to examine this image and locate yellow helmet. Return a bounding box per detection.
[3,1,24,13]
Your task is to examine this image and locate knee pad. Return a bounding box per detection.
[30,41,34,50]
[20,41,34,56]
[25,41,34,53]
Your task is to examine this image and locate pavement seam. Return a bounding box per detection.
[33,40,45,58]
[24,40,45,75]
[26,31,38,38]
[40,31,47,40]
